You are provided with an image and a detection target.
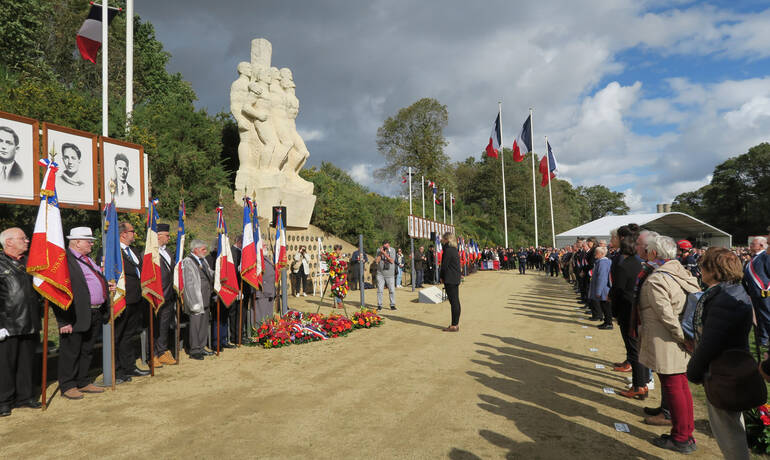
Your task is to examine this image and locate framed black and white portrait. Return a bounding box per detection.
[43,123,98,210]
[0,111,39,205]
[100,136,145,213]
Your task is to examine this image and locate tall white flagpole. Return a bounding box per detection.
[499,101,509,248]
[442,188,446,223]
[408,167,413,215]
[450,193,453,226]
[421,175,425,218]
[530,107,538,247]
[545,136,556,248]
[432,188,436,221]
[125,0,133,134]
[409,166,415,292]
[102,0,109,137]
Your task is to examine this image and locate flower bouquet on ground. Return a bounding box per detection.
[323,251,349,303]
[352,308,383,329]
[320,314,354,338]
[745,404,770,453]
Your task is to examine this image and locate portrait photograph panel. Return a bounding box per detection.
[43,123,98,210]
[0,111,39,205]
[100,137,145,212]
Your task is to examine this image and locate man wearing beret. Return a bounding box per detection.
[0,227,41,416]
[54,227,109,399]
[153,223,178,367]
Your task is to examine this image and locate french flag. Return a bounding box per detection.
[76,3,120,64]
[435,232,443,265]
[512,138,524,162]
[274,208,288,271]
[215,206,239,307]
[103,198,126,318]
[173,199,186,295]
[539,140,558,187]
[26,159,73,310]
[519,115,532,154]
[141,199,164,311]
[485,113,501,158]
[253,203,264,286]
[240,198,261,289]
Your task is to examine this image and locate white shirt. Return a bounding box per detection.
[159,245,171,266]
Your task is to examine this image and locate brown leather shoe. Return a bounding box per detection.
[618,386,648,400]
[62,388,84,400]
[644,412,672,426]
[442,325,459,332]
[159,351,178,365]
[78,384,105,394]
[151,356,164,369]
[613,363,632,372]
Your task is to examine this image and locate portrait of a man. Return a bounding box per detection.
[59,143,84,187]
[0,126,23,182]
[114,153,135,197]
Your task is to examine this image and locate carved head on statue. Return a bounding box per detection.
[279,68,295,89]
[237,61,251,76]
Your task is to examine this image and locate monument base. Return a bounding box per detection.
[418,286,445,304]
[235,170,316,228]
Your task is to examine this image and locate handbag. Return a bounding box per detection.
[704,348,767,412]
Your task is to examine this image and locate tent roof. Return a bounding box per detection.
[556,212,731,239]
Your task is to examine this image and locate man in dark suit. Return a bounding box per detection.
[0,126,23,182]
[116,222,149,381]
[744,236,770,347]
[228,235,245,346]
[153,223,177,367]
[114,154,135,197]
[413,246,425,288]
[55,227,109,399]
[439,233,462,332]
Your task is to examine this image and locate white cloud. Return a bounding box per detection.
[348,163,373,185]
[297,128,325,142]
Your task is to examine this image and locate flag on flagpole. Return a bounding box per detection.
[215,206,239,306]
[519,115,532,153]
[240,197,260,289]
[103,197,127,317]
[435,232,443,265]
[253,202,264,286]
[274,208,288,271]
[173,199,186,294]
[485,113,501,158]
[26,159,73,310]
[512,137,524,162]
[539,141,558,187]
[76,3,120,64]
[141,198,164,311]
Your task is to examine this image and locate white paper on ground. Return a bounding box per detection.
[585,336,592,339]
[581,325,588,329]
[614,423,630,433]
[595,364,605,369]
[603,387,616,394]
[589,348,599,352]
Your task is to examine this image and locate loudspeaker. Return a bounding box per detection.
[430,231,436,242]
[271,206,287,228]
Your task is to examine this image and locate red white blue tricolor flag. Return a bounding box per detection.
[240,197,261,289]
[173,199,186,294]
[215,206,239,306]
[141,198,164,311]
[485,113,501,158]
[76,3,119,64]
[26,159,73,310]
[539,140,558,187]
[253,202,264,285]
[103,196,126,317]
[274,208,288,271]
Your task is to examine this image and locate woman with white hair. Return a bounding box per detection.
[638,235,701,454]
[588,246,613,329]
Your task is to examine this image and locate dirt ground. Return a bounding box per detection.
[1,270,725,459]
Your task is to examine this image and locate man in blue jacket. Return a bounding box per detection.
[743,236,770,347]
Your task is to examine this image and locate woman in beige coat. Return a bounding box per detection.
[638,235,701,454]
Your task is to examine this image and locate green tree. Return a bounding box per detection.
[576,185,630,221]
[375,98,453,191]
[671,188,708,217]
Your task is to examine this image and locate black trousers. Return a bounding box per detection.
[154,301,175,357]
[445,283,461,326]
[58,310,100,392]
[227,295,250,345]
[617,306,649,388]
[599,300,613,324]
[0,333,37,405]
[349,265,361,290]
[115,302,142,375]
[518,260,526,274]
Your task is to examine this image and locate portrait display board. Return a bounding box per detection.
[0,111,40,205]
[100,136,145,213]
[43,123,99,210]
[407,215,454,239]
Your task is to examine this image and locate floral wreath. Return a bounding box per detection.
[323,251,349,299]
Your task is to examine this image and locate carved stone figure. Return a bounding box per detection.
[232,38,316,228]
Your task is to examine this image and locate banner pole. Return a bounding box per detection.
[216,298,221,356]
[41,300,49,410]
[421,176,425,218]
[238,277,243,347]
[101,0,109,136]
[530,107,538,247]
[148,302,154,376]
[545,136,556,248]
[110,302,115,390]
[499,102,509,248]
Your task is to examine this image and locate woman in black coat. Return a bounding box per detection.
[439,232,461,332]
[686,248,753,459]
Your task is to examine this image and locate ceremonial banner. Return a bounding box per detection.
[173,199,186,294]
[274,208,287,270]
[240,197,261,289]
[253,202,264,285]
[103,198,127,317]
[76,3,119,63]
[26,159,72,309]
[215,206,239,307]
[141,198,164,311]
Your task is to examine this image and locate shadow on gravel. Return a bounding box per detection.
[466,335,664,459]
[379,314,444,330]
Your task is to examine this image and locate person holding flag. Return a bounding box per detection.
[181,240,214,361]
[117,221,150,380]
[153,223,177,367]
[212,206,239,354]
[172,199,186,359]
[102,193,127,386]
[141,199,164,372]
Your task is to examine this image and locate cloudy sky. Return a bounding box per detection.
[139,0,770,213]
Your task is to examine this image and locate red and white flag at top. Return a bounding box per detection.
[512,138,524,162]
[141,198,164,311]
[215,207,239,307]
[76,2,120,64]
[274,208,288,271]
[485,113,502,158]
[26,159,73,310]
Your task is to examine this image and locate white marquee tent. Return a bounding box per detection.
[555,212,732,249]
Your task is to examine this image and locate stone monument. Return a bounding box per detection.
[231,38,316,228]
